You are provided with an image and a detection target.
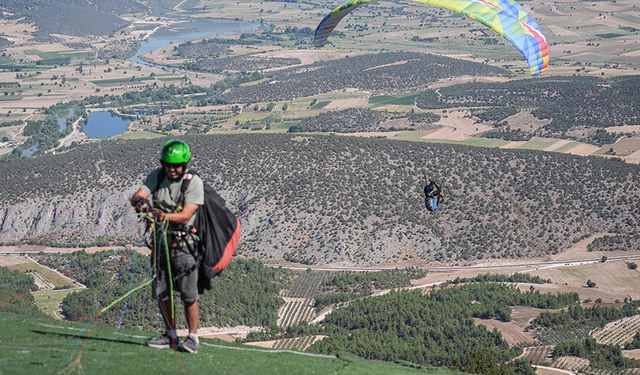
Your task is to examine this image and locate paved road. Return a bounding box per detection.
[272,254,640,273]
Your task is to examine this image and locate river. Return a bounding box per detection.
[129,18,258,68]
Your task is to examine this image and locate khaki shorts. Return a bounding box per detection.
[153,235,199,303]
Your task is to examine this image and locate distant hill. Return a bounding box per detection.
[219,52,507,103]
[0,135,638,265]
[0,0,146,38]
[0,312,451,374]
[415,75,640,145]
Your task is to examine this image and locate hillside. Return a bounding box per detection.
[0,135,638,265]
[0,312,458,374]
[0,0,145,38]
[218,52,507,103]
[415,75,640,144]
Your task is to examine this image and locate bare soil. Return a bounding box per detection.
[422,109,490,140]
[525,260,640,303]
[504,110,550,132]
[474,318,535,346]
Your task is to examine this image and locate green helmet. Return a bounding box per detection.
[160,139,191,164]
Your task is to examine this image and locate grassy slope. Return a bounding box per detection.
[0,312,462,375]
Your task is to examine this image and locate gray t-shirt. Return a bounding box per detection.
[140,167,204,227]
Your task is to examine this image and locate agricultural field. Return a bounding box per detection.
[592,316,640,347]
[1,256,77,290]
[32,287,82,319]
[271,335,326,351]
[277,271,328,328]
[0,254,82,319]
[520,345,554,366]
[524,260,640,304]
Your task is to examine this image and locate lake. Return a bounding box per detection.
[129,18,258,68]
[83,111,132,138]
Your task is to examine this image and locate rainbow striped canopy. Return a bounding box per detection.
[314,0,549,76]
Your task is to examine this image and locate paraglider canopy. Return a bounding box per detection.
[314,0,549,76]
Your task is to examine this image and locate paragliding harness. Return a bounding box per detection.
[424,177,445,213]
[151,169,241,294]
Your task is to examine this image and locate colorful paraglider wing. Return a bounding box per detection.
[411,0,548,75]
[314,0,376,47]
[488,0,544,35]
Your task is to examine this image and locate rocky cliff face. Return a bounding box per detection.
[1,135,638,265]
[0,188,138,244]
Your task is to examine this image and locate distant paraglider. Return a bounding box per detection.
[424,176,445,213]
[314,0,549,76]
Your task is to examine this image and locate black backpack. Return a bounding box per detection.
[155,169,241,293]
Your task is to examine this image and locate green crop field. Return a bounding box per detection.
[369,94,417,106]
[0,312,461,375]
[309,100,331,110]
[91,76,155,86]
[24,49,63,59]
[32,288,81,319]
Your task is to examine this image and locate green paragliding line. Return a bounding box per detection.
[98,277,155,316]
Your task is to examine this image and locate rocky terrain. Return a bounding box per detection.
[0,134,638,265]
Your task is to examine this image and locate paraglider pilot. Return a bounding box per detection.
[424,177,444,213]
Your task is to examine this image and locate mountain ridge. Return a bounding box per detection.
[0,134,638,265]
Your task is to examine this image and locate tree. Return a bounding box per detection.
[587,279,597,288]
[627,262,637,270]
[601,256,608,263]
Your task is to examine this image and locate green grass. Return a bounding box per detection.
[6,262,75,289]
[116,131,166,140]
[309,100,331,110]
[0,312,460,374]
[483,38,499,45]
[32,288,81,319]
[0,55,13,64]
[369,94,417,106]
[22,50,92,61]
[91,76,155,86]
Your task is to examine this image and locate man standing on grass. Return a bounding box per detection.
[130,139,203,353]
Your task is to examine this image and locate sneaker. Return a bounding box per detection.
[147,334,179,350]
[179,335,199,354]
